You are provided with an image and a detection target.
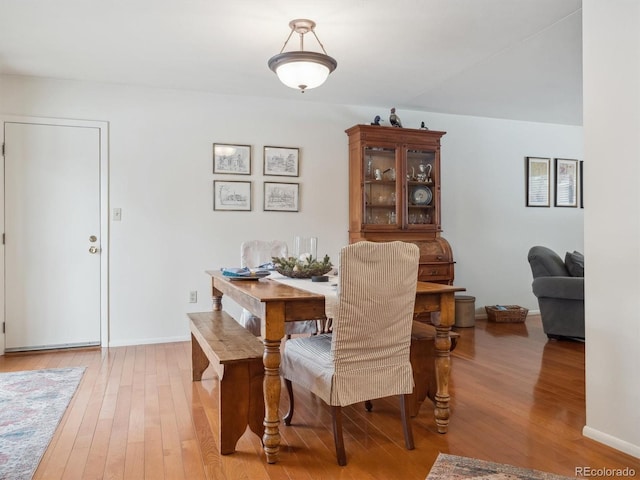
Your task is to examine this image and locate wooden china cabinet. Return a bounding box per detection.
[346,124,454,284]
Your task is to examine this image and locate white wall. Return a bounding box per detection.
[582,0,640,458]
[1,74,582,348]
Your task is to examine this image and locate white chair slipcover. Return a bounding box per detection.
[239,240,318,337]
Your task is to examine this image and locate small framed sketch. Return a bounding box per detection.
[213,180,251,211]
[264,182,299,212]
[264,146,299,177]
[526,157,550,207]
[554,158,579,207]
[213,143,251,174]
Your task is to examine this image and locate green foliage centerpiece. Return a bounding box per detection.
[272,254,333,279]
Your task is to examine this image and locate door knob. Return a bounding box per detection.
[89,246,100,254]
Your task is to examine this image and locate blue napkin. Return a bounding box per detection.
[221,267,270,277]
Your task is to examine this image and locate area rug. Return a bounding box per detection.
[426,453,576,480]
[0,367,85,480]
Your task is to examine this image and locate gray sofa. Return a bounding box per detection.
[527,246,585,340]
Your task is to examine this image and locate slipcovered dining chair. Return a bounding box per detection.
[239,240,318,337]
[280,240,419,466]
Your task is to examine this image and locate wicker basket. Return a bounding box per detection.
[485,305,528,323]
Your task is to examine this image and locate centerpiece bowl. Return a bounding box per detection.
[272,254,333,279]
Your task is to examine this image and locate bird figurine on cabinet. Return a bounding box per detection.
[420,121,429,130]
[371,115,382,126]
[389,108,402,127]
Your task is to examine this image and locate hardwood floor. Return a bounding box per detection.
[1,315,638,479]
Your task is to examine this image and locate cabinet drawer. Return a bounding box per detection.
[418,264,452,280]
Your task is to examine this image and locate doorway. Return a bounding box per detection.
[2,117,109,352]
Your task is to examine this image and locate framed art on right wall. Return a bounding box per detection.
[580,160,584,208]
[555,158,579,207]
[526,156,550,207]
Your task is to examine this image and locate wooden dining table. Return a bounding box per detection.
[206,270,464,464]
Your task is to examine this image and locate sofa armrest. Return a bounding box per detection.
[532,276,584,301]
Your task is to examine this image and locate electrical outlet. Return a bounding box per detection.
[189,291,198,303]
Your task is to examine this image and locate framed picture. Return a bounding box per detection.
[554,158,579,207]
[213,143,251,174]
[213,180,251,211]
[264,182,299,212]
[263,146,299,177]
[580,160,584,209]
[526,157,550,207]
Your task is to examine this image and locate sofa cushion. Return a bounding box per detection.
[565,251,584,277]
[532,276,584,300]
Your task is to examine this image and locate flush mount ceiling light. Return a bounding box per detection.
[268,19,337,93]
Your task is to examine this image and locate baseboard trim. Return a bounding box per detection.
[583,425,640,459]
[108,334,190,348]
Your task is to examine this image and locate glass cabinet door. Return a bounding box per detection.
[405,148,436,227]
[362,146,397,227]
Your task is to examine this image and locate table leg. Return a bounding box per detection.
[431,293,455,433]
[212,286,222,311]
[433,323,451,433]
[262,338,281,463]
[261,302,286,464]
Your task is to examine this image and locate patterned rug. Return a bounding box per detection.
[426,453,576,479]
[0,367,85,480]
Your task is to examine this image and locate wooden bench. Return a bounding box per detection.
[188,311,265,455]
[408,321,459,417]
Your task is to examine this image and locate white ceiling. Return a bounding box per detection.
[0,0,583,125]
